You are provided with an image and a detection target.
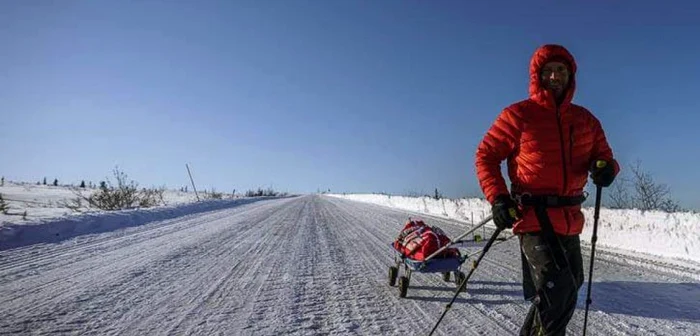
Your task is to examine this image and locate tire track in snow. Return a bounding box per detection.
[110,197,303,335]
[160,197,307,335]
[319,198,462,335]
[314,196,428,335]
[231,195,414,335]
[238,197,332,334]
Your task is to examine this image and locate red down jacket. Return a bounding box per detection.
[393,219,458,260]
[475,44,620,236]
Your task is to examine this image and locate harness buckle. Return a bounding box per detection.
[513,192,531,205]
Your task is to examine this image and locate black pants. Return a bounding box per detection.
[518,233,584,336]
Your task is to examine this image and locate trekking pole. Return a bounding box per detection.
[423,214,493,262]
[582,184,603,336]
[428,226,503,336]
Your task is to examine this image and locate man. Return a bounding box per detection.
[475,44,620,335]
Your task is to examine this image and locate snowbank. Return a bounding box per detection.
[0,182,283,250]
[327,194,700,264]
[0,182,201,225]
[0,197,280,250]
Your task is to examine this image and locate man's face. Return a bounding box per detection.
[540,61,570,97]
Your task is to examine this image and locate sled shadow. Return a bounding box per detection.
[470,280,520,287]
[407,280,523,305]
[409,294,520,306]
[579,281,700,322]
[410,285,459,292]
[410,284,521,297]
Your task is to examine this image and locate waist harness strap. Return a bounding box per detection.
[515,193,587,208]
[514,193,586,271]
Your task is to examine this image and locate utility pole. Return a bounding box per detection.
[186,164,200,201]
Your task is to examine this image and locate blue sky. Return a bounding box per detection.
[1,1,699,209]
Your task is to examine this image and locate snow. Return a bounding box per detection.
[1,195,698,335]
[326,193,700,266]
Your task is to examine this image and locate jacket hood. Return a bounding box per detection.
[529,44,578,110]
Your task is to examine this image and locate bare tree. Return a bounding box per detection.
[606,175,632,209]
[139,186,167,207]
[629,160,680,212]
[245,187,281,197]
[204,188,223,200]
[89,167,140,210]
[60,195,86,213]
[606,160,681,212]
[64,166,166,212]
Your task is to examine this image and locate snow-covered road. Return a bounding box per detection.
[1,195,698,335]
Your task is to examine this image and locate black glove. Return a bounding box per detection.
[492,195,521,230]
[590,159,616,187]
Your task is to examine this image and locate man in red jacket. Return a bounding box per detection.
[475,44,620,335]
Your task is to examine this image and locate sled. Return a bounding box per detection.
[387,215,494,298]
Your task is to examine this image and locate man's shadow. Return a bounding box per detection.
[406,280,700,323]
[575,281,700,322]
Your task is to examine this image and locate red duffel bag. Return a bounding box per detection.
[393,219,458,260]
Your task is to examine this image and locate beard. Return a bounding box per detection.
[544,80,566,97]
